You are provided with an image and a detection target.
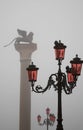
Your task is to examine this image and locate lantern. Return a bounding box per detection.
[53,40,66,60]
[50,114,56,122]
[70,55,83,76]
[26,62,39,82]
[66,66,74,83]
[46,108,50,115]
[37,115,41,123]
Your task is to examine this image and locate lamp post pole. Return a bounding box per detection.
[26,40,83,130]
[56,60,63,130]
[37,108,56,130]
[47,112,49,130]
[57,85,63,130]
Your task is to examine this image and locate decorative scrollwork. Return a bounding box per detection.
[38,118,55,126]
[47,74,58,91]
[30,71,77,94]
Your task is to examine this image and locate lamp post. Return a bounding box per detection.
[37,108,56,130]
[26,40,83,130]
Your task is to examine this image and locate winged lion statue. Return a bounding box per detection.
[4,29,34,47]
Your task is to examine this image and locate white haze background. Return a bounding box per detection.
[0,0,83,130]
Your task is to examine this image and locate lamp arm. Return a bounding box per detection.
[31,83,44,93]
[46,73,59,91]
[38,120,45,126]
[43,118,54,126]
[31,82,51,93]
[38,118,50,126]
[30,73,58,93]
[31,72,77,94]
[38,115,55,126]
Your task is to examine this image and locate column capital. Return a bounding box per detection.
[14,42,37,61]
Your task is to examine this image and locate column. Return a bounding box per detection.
[14,43,37,130]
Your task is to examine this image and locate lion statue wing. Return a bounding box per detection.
[17,29,27,37]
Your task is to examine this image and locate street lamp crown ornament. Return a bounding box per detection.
[26,40,83,130]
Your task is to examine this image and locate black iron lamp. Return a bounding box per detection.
[26,40,83,130]
[37,108,56,130]
[26,62,39,91]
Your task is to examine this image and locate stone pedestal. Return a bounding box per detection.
[14,43,37,130]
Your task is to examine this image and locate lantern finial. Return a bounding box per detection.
[76,54,78,57]
[59,40,61,43]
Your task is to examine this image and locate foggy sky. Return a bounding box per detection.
[0,0,83,130]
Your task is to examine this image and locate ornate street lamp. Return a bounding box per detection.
[37,108,56,130]
[26,40,83,130]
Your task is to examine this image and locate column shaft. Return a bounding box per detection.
[14,43,37,130]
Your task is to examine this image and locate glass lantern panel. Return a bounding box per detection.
[50,115,55,122]
[67,73,74,83]
[55,49,65,60]
[28,70,38,81]
[37,115,41,122]
[72,64,82,75]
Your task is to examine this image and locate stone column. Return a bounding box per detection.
[14,43,37,130]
